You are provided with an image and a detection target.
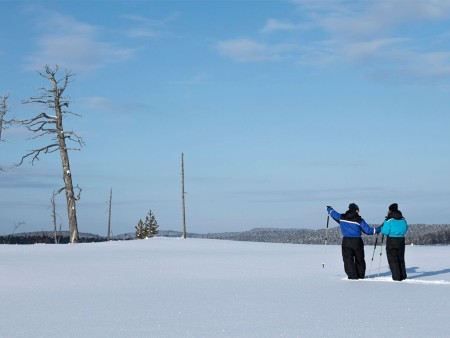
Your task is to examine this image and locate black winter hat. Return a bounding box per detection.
[389,203,398,212]
[349,203,359,211]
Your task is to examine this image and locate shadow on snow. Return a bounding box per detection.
[406,267,450,279]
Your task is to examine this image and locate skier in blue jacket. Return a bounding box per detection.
[381,203,408,281]
[327,203,381,279]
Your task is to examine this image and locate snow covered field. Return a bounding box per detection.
[1,238,449,337]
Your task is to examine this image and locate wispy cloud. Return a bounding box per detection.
[228,186,387,204]
[121,12,181,39]
[304,0,450,38]
[216,38,300,63]
[366,50,450,84]
[218,0,450,85]
[25,12,135,73]
[122,12,181,25]
[0,167,59,189]
[81,96,150,116]
[342,37,410,62]
[260,19,306,34]
[216,38,270,62]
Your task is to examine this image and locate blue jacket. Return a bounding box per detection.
[382,211,408,237]
[327,207,380,237]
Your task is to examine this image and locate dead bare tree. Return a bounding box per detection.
[4,221,25,244]
[181,153,186,239]
[51,190,57,243]
[0,94,9,172]
[50,190,63,244]
[0,94,10,142]
[107,188,112,241]
[14,65,83,243]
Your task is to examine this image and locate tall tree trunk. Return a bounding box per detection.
[59,136,79,243]
[53,79,79,244]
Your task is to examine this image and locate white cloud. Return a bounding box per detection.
[121,12,181,39]
[289,0,450,40]
[260,19,305,34]
[366,50,450,85]
[216,38,301,63]
[216,38,271,62]
[342,37,410,62]
[25,12,135,73]
[269,1,450,84]
[314,1,450,39]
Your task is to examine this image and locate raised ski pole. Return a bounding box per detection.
[367,232,380,278]
[322,214,330,268]
[377,234,385,277]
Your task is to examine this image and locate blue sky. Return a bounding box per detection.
[1,0,450,236]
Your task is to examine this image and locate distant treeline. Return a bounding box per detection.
[133,224,450,245]
[0,231,105,245]
[2,224,450,245]
[180,224,450,246]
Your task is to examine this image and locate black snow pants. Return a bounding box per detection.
[341,237,366,279]
[386,237,407,281]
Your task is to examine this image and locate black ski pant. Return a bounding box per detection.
[341,237,366,279]
[386,237,407,281]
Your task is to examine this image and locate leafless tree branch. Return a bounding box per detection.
[74,184,82,201]
[16,143,60,166]
[56,186,66,195]
[63,131,85,147]
[1,94,11,142]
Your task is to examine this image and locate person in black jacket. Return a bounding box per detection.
[327,203,381,279]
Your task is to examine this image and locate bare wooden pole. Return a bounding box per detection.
[107,188,112,241]
[181,153,186,239]
[51,190,57,244]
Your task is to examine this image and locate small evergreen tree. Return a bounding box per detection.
[144,210,159,238]
[135,219,145,239]
[134,210,159,239]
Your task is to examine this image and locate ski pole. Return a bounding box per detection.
[322,214,329,268]
[377,234,385,277]
[367,232,379,278]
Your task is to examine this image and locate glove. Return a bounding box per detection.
[326,206,332,210]
[375,227,381,234]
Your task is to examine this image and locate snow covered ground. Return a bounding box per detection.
[1,238,449,337]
